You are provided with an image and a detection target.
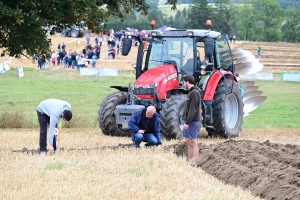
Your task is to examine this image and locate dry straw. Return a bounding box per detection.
[1,128,298,199]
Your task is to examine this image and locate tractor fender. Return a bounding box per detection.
[202,70,233,101]
[110,86,128,92]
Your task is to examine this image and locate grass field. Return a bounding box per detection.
[0,68,299,129]
[158,4,192,17]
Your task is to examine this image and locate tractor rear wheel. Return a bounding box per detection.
[212,79,243,138]
[61,31,66,37]
[71,30,79,38]
[160,94,187,139]
[98,91,130,137]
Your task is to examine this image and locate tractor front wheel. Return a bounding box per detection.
[160,94,187,139]
[71,30,79,38]
[98,91,130,137]
[212,79,243,138]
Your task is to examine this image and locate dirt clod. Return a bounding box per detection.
[167,140,300,200]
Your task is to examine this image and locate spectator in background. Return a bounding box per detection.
[51,52,57,66]
[57,43,61,54]
[233,35,236,44]
[38,55,42,68]
[111,38,116,48]
[99,35,103,47]
[59,50,66,66]
[119,42,123,56]
[61,42,66,51]
[46,51,51,66]
[32,53,36,64]
[72,51,78,69]
[94,45,101,59]
[229,35,233,44]
[86,34,90,45]
[67,53,72,68]
[117,43,120,57]
[108,47,116,60]
[95,37,98,46]
[91,54,97,68]
[258,47,262,58]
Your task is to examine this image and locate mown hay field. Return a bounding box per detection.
[2,128,299,200]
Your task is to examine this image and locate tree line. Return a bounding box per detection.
[180,0,300,9]
[107,0,300,43]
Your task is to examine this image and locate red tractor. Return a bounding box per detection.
[98,22,243,139]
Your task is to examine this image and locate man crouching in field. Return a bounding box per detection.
[128,106,162,148]
[37,99,72,154]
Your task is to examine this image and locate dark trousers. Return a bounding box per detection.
[37,111,56,152]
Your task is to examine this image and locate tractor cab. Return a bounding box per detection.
[123,27,234,95]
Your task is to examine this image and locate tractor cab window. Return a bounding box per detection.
[147,37,194,76]
[216,36,232,69]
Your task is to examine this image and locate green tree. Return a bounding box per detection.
[182,8,188,19]
[174,10,187,29]
[186,0,212,29]
[282,8,300,42]
[147,10,165,28]
[0,0,178,58]
[236,3,263,41]
[212,0,237,35]
[253,0,283,42]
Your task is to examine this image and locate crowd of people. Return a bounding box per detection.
[33,27,152,70]
[224,34,236,44]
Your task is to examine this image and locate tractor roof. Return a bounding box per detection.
[150,29,221,39]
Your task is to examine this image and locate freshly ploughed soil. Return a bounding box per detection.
[167,140,300,200]
[14,139,300,200]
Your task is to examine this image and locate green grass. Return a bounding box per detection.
[0,68,135,128]
[158,4,192,17]
[158,3,216,17]
[0,68,299,129]
[242,76,300,128]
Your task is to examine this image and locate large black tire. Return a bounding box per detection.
[160,95,187,139]
[61,31,66,37]
[98,91,130,137]
[71,30,79,38]
[212,79,243,138]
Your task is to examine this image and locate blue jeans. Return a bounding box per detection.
[134,133,158,147]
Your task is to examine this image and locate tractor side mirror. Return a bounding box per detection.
[204,38,214,57]
[122,38,132,56]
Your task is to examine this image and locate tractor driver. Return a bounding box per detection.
[128,106,162,148]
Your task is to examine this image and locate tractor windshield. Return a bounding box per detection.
[147,37,194,73]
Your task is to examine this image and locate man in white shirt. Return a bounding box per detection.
[37,99,72,154]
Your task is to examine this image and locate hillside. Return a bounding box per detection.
[235,41,300,74]
[1,34,299,75]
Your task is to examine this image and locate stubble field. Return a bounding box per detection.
[1,34,300,200]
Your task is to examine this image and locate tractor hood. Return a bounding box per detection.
[134,64,178,86]
[134,64,179,99]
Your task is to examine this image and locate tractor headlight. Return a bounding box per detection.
[183,31,194,37]
[151,31,163,37]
